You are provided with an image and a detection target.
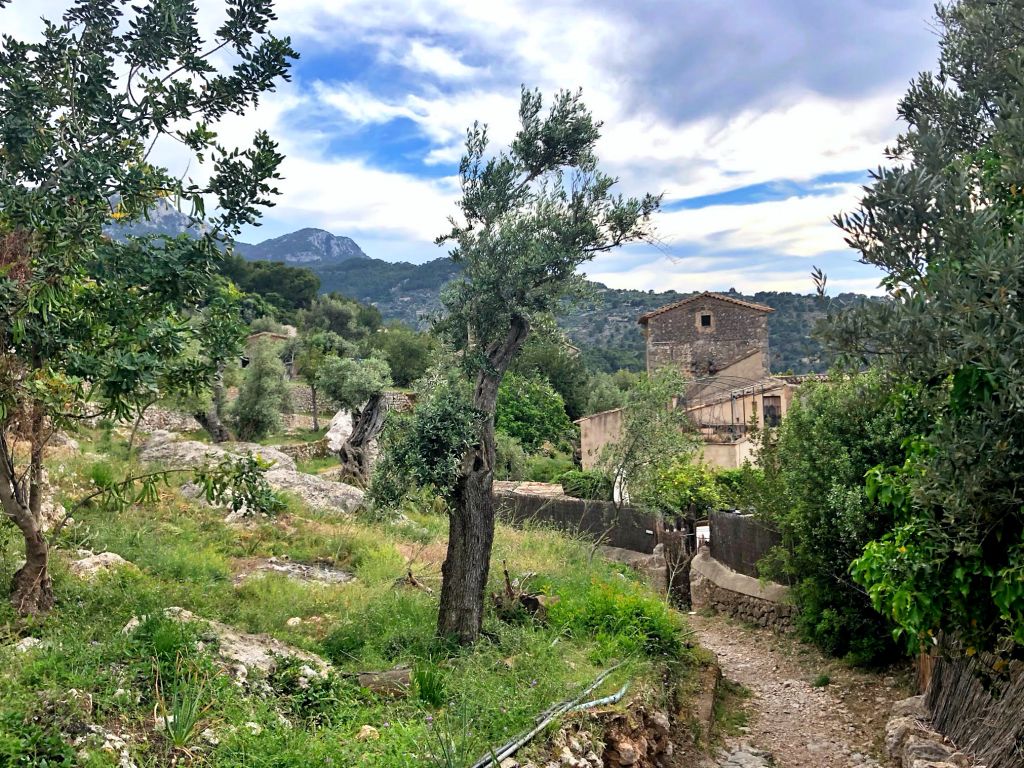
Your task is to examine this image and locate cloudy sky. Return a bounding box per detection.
[6,0,941,295]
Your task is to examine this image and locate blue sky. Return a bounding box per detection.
[6,0,941,295]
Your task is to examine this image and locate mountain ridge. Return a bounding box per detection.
[110,209,868,374]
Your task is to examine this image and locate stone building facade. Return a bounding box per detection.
[638,292,773,383]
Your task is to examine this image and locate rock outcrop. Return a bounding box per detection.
[885,696,972,768]
[69,551,135,580]
[122,607,330,678]
[140,430,297,471]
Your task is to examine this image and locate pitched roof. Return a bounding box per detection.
[637,291,774,325]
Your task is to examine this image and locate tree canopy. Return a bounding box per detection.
[823,0,1024,658]
[0,0,296,613]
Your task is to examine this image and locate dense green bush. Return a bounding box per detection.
[494,430,528,481]
[496,372,574,452]
[558,469,613,501]
[232,339,291,440]
[712,466,764,510]
[550,576,683,658]
[650,458,722,515]
[524,452,575,483]
[757,371,925,664]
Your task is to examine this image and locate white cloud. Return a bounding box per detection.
[399,40,481,80]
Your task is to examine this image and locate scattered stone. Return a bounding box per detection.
[243,721,263,736]
[286,617,302,627]
[325,409,355,452]
[69,551,134,580]
[12,636,42,653]
[122,607,330,678]
[72,725,137,768]
[356,724,380,741]
[235,556,355,586]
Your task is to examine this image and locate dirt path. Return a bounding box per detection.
[690,613,912,768]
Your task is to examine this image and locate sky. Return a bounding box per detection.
[4,0,942,295]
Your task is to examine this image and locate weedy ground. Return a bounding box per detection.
[0,426,698,767]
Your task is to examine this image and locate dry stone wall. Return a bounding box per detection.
[690,548,796,632]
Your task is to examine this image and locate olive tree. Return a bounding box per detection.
[0,0,296,614]
[823,0,1024,657]
[434,88,660,643]
[316,355,392,484]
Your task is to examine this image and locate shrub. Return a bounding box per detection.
[494,430,528,481]
[233,339,290,440]
[524,453,575,483]
[496,372,574,452]
[550,577,683,658]
[558,469,612,501]
[758,371,926,664]
[650,459,722,515]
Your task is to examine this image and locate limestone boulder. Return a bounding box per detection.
[69,551,135,580]
[325,409,354,452]
[264,468,364,514]
[140,430,296,472]
[122,607,330,678]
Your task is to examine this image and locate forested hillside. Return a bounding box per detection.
[308,256,873,373]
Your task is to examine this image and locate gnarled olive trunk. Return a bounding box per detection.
[2,402,54,615]
[438,315,530,644]
[311,385,320,432]
[338,392,388,485]
[195,366,232,443]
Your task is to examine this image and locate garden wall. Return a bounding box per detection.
[709,510,783,579]
[493,482,662,554]
[689,547,796,632]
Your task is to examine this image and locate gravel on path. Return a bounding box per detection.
[690,613,912,768]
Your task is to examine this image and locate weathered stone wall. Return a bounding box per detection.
[690,548,796,632]
[276,437,332,462]
[645,295,770,379]
[287,383,339,416]
[577,406,623,470]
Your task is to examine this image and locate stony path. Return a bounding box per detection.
[690,614,911,768]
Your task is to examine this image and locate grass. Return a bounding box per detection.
[0,426,698,767]
[296,455,340,475]
[811,673,831,687]
[713,678,752,738]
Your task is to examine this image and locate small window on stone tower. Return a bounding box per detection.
[700,313,712,327]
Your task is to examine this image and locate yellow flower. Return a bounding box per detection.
[110,209,127,221]
[898,546,907,553]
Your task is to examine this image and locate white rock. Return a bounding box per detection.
[69,551,133,580]
[286,616,303,627]
[326,410,355,452]
[244,722,263,735]
[13,636,42,653]
[356,724,380,741]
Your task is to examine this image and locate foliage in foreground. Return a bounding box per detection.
[823,0,1024,657]
[755,372,925,664]
[0,428,690,767]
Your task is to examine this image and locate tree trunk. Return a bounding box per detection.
[311,385,319,432]
[194,408,231,443]
[196,365,232,443]
[437,314,530,644]
[337,392,388,485]
[2,401,54,615]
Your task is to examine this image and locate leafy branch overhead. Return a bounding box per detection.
[435,87,661,366]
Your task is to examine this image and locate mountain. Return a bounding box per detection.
[107,208,869,374]
[109,203,366,267]
[234,228,367,266]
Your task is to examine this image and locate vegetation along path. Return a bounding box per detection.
[691,614,912,768]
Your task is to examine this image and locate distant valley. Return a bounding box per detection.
[113,206,870,374]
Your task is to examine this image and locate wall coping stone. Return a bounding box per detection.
[691,547,791,603]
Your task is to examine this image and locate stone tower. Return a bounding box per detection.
[637,292,773,383]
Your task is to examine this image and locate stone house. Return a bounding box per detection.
[578,292,818,470]
[638,292,773,388]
